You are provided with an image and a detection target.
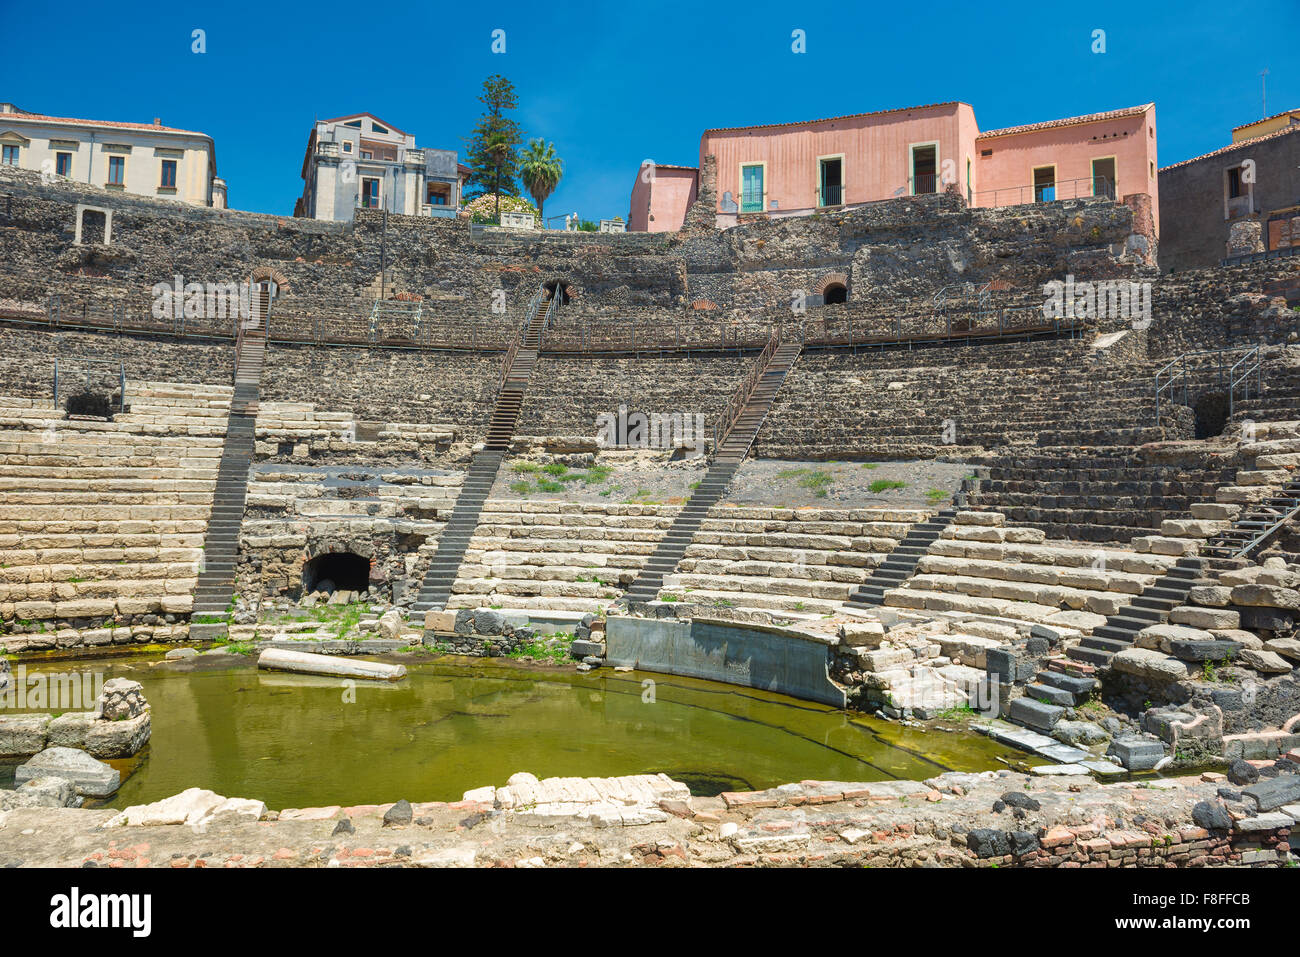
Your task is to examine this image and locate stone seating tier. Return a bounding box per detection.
[0,383,231,641]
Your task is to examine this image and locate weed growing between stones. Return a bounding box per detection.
[505,462,615,496]
[776,467,833,497]
[506,631,574,664]
[869,479,907,494]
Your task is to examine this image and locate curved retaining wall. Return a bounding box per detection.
[605,615,845,707]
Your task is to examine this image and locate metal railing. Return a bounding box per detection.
[818,184,843,207]
[17,283,1083,359]
[1234,499,1300,559]
[541,288,560,336]
[713,326,780,453]
[1221,244,1300,268]
[933,281,992,316]
[368,298,424,343]
[1153,343,1264,424]
[909,173,938,195]
[500,287,545,389]
[233,286,271,382]
[47,294,128,333]
[973,176,1114,209]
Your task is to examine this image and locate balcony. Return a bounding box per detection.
[910,173,938,195]
[818,184,843,207]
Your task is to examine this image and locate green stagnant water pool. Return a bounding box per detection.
[1,653,1035,809]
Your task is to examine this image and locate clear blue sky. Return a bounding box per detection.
[1,0,1296,220]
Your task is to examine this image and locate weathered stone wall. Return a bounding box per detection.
[0,327,232,399]
[258,343,498,444]
[2,165,1159,322]
[680,193,1152,309]
[1145,259,1300,355]
[1159,127,1300,271]
[517,354,746,440]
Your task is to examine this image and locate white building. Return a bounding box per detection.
[296,112,464,221]
[0,102,225,208]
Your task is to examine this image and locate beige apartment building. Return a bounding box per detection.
[0,102,226,208]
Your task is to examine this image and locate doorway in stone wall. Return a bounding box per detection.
[543,280,571,305]
[1194,392,1230,439]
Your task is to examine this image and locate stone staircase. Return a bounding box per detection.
[622,340,801,605]
[715,341,801,460]
[620,461,741,605]
[1063,556,1209,668]
[190,295,269,628]
[845,507,958,607]
[413,296,549,612]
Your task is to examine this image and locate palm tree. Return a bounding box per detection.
[520,140,564,226]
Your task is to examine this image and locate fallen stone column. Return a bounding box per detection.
[257,648,406,681]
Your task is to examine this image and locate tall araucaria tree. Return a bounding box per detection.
[464,75,525,221]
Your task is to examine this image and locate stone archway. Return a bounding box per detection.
[74,205,113,245]
[816,273,849,304]
[250,266,291,297]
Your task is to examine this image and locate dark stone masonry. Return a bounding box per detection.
[2,157,1299,872]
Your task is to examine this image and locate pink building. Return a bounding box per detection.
[631,101,1158,233]
[628,163,698,232]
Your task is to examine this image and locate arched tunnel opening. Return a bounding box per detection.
[543,280,572,305]
[302,552,370,596]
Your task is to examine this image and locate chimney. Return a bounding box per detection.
[0,103,16,114]
[152,117,162,127]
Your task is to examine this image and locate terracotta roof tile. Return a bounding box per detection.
[702,101,968,135]
[1159,122,1300,173]
[1231,108,1300,133]
[0,108,207,137]
[976,103,1153,140]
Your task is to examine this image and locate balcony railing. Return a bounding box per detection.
[910,173,938,195]
[973,176,1114,208]
[818,184,843,207]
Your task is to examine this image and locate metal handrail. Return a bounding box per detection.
[500,287,544,389]
[1227,344,1263,419]
[933,281,992,314]
[1233,500,1300,559]
[1153,343,1263,424]
[19,287,1089,356]
[234,283,271,382]
[713,326,779,453]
